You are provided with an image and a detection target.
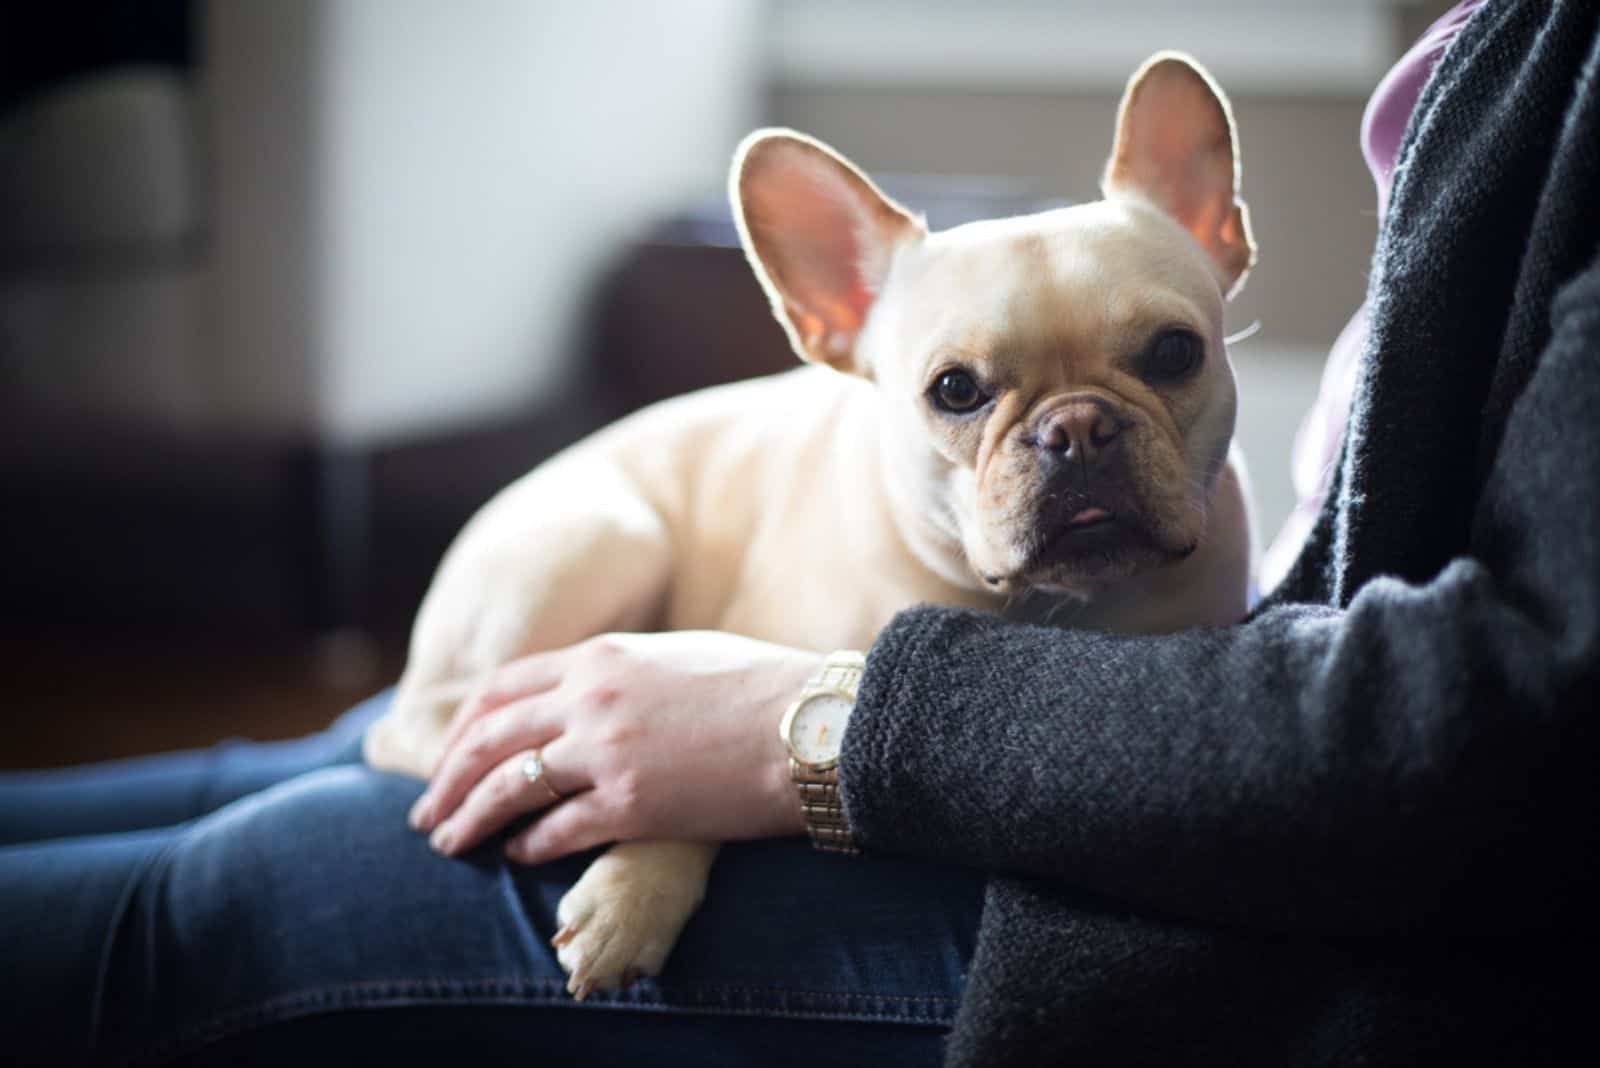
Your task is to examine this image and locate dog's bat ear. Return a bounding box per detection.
[732,129,924,376]
[1102,52,1256,300]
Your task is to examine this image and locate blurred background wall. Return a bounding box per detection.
[1,0,1452,765]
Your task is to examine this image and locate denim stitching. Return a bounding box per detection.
[87,835,187,1064]
[121,977,959,1065]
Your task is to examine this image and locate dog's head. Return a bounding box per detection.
[732,52,1255,596]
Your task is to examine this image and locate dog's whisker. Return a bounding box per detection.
[1224,320,1262,346]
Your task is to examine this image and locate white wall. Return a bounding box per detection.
[305,0,762,445]
[207,0,762,446]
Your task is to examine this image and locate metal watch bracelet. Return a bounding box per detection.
[789,651,864,855]
[791,759,858,854]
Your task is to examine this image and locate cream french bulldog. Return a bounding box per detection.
[366,51,1257,994]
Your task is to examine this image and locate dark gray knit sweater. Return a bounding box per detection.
[840,1,1600,1063]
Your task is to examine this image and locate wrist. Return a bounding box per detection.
[779,649,865,853]
[766,652,826,836]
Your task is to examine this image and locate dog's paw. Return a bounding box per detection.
[550,844,710,999]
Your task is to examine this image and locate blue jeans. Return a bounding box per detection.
[0,692,983,1067]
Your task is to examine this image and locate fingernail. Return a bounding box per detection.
[551,924,576,947]
[409,796,431,830]
[566,971,583,996]
[575,979,595,1001]
[429,825,453,854]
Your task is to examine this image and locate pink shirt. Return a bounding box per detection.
[1259,0,1487,590]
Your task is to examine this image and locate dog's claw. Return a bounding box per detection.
[551,843,707,996]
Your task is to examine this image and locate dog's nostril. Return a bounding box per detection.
[1088,414,1121,449]
[1038,403,1122,460]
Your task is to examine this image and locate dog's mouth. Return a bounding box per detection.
[1010,489,1196,586]
[974,468,1205,592]
[1030,506,1145,566]
[1064,505,1114,531]
[978,512,1184,591]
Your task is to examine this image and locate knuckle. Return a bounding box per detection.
[490,767,520,804]
[461,725,492,761]
[467,683,517,718]
[481,688,517,717]
[580,685,624,715]
[612,771,646,820]
[585,634,624,659]
[592,717,638,752]
[615,766,644,800]
[544,824,576,856]
[459,687,496,720]
[588,725,619,757]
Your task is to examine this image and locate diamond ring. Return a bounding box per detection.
[520,750,563,804]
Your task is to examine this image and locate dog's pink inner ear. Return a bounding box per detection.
[738,137,919,372]
[1103,55,1256,299]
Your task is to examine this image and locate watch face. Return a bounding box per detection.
[789,693,851,765]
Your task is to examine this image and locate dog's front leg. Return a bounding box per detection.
[553,839,719,997]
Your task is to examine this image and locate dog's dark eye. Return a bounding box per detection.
[1142,330,1204,381]
[930,369,988,414]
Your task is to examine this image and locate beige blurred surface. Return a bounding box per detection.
[773,88,1375,352]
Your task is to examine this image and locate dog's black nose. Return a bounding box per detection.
[1036,398,1124,466]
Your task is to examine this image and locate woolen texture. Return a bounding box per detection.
[840,1,1600,1063]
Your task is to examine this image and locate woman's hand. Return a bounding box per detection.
[407,632,823,865]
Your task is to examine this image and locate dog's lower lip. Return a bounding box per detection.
[1027,507,1137,570]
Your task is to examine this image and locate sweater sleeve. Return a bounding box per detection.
[838,258,1600,938]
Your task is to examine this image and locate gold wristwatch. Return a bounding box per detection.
[779,650,864,854]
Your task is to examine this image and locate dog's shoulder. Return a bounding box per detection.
[590,364,874,466]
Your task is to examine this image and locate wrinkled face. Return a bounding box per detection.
[865,197,1237,595]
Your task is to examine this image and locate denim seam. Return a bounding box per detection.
[119,977,960,1065]
[87,835,187,1064]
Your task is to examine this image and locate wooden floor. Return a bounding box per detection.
[0,628,408,770]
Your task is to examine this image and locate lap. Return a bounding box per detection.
[0,691,386,845]
[3,729,982,1066]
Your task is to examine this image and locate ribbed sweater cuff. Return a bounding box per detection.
[838,604,953,854]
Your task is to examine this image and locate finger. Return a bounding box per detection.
[433,649,568,772]
[503,790,618,866]
[429,746,583,857]
[412,695,561,831]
